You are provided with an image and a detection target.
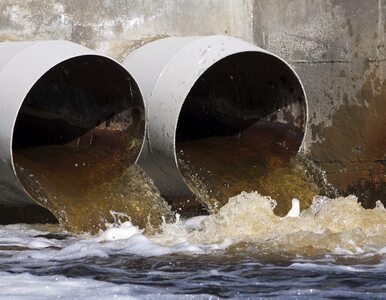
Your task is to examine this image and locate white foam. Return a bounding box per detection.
[285,198,300,218]
[0,192,384,267]
[95,221,143,242]
[182,215,208,230]
[0,271,217,300]
[0,271,140,300]
[24,239,55,249]
[0,222,211,265]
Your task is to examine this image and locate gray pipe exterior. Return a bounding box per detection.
[0,41,131,206]
[122,35,308,198]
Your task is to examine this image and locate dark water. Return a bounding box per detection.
[2,247,386,299]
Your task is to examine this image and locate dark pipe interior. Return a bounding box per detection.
[13,56,144,152]
[177,52,305,144]
[12,55,144,218]
[176,52,307,214]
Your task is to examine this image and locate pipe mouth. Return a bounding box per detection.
[175,51,307,212]
[11,55,144,207]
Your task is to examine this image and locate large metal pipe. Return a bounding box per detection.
[123,36,308,208]
[0,41,144,207]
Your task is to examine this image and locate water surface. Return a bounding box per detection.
[0,193,385,299]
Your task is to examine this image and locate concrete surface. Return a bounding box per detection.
[0,0,254,61]
[253,0,386,205]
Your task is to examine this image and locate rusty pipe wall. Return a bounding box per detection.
[0,41,144,207]
[122,36,308,205]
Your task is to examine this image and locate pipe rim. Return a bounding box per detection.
[0,40,145,204]
[143,35,308,196]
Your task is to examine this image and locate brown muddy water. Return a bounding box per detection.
[177,122,336,216]
[13,132,174,235]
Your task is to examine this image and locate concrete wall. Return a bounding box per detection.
[253,0,386,204]
[0,0,384,204]
[0,0,253,60]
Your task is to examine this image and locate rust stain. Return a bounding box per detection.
[309,66,386,207]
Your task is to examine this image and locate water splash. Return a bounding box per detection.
[15,145,175,234]
[177,133,325,216]
[151,192,386,257]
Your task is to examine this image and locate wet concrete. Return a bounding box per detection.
[310,67,386,207]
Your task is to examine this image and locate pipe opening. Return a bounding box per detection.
[12,55,145,228]
[176,52,309,214]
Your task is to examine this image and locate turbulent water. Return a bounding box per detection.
[6,122,385,298]
[14,144,175,235]
[0,192,385,299]
[177,131,335,216]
